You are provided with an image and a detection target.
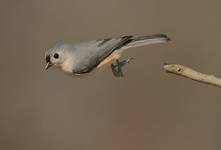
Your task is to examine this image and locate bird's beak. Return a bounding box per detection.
[45,55,53,70]
[45,62,53,70]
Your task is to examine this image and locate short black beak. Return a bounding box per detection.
[45,62,53,70]
[45,55,53,70]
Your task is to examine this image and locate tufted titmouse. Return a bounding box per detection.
[45,34,170,77]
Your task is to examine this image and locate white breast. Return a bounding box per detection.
[58,58,74,74]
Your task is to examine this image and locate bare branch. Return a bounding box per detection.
[163,63,221,88]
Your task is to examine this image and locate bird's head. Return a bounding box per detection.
[45,44,66,70]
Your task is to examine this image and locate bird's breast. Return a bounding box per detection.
[58,60,74,74]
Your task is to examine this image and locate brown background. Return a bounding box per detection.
[0,0,220,150]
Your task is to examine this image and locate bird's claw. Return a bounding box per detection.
[111,58,133,77]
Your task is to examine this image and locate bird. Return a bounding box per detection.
[45,33,170,77]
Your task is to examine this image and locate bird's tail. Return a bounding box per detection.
[123,33,171,49]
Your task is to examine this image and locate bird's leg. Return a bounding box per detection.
[111,58,134,77]
[111,60,124,77]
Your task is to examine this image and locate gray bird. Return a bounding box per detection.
[45,34,170,77]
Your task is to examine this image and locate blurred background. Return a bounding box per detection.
[0,0,220,150]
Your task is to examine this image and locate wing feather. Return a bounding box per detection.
[73,36,133,74]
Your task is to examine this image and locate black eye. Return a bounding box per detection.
[54,53,59,59]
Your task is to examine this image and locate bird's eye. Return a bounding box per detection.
[54,53,59,59]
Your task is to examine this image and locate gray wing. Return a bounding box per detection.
[73,36,133,74]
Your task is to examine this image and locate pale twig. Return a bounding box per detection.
[163,63,221,88]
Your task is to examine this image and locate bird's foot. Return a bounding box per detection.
[111,58,134,77]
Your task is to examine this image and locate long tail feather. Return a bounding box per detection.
[124,33,171,49]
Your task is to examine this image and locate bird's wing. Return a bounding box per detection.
[73,36,133,74]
